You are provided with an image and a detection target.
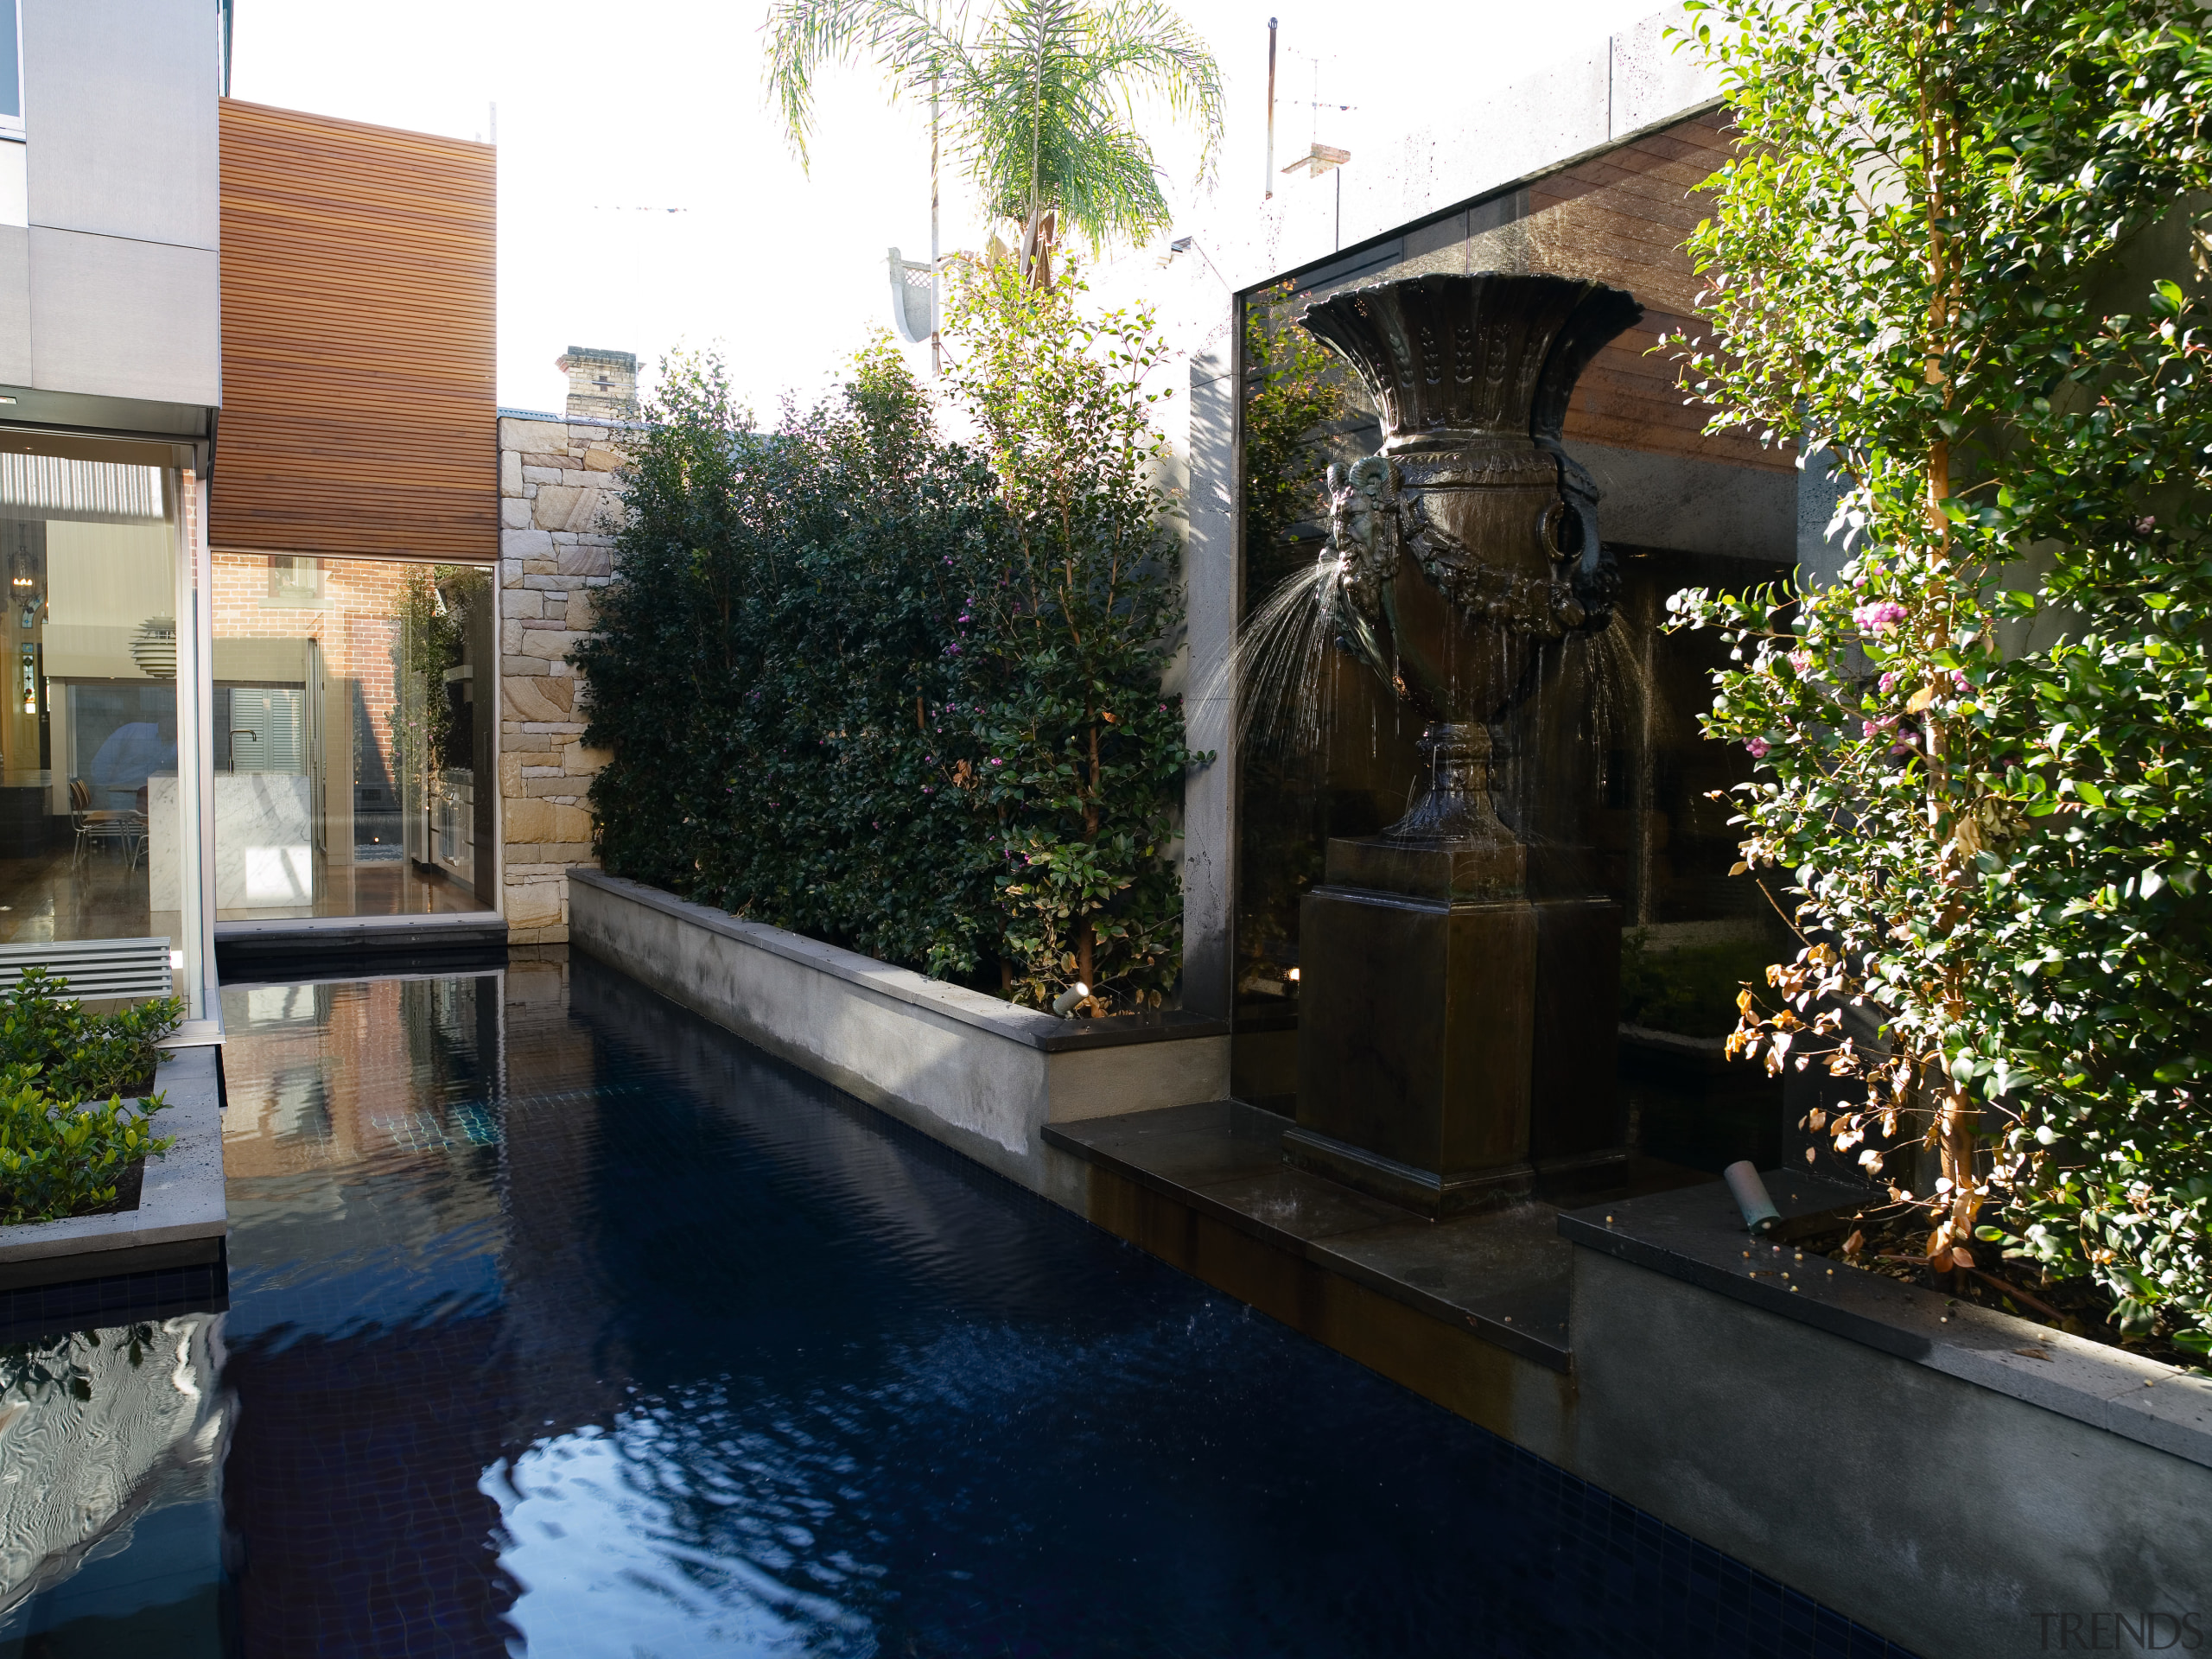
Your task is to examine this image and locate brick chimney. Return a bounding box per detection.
[554,346,639,421]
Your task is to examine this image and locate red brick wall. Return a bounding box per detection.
[212,552,410,779]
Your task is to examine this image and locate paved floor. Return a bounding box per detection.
[0,842,480,946]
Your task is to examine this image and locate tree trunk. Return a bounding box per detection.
[1077,721,1100,997]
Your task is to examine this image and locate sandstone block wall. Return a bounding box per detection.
[498,414,624,943]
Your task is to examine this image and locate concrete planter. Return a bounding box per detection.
[1561,1180,2212,1659]
[0,1046,227,1291]
[568,869,1231,1198]
[1047,1106,2212,1657]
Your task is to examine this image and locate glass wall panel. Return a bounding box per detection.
[0,0,20,135]
[211,554,494,920]
[1230,111,1796,1163]
[0,449,183,974]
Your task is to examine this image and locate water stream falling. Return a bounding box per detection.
[1199,556,1343,759]
[1211,553,1661,834]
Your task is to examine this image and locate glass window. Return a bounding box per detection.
[0,0,19,133]
[1229,111,1796,1125]
[0,444,185,988]
[264,555,321,608]
[210,554,494,920]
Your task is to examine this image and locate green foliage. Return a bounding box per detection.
[943,260,1196,1007]
[578,282,1196,1013]
[577,343,997,981]
[762,0,1222,278]
[0,969,177,1226]
[1669,0,2212,1347]
[1619,933,1778,1039]
[0,968,181,1103]
[1241,283,1350,577]
[0,1083,172,1225]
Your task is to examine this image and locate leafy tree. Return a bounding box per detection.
[1669,0,2212,1350]
[943,259,1196,1007]
[577,344,1001,980]
[763,0,1223,283]
[579,287,1196,1014]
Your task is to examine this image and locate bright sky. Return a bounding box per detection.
[230,0,1663,417]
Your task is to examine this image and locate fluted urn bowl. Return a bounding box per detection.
[1298,272,1643,730]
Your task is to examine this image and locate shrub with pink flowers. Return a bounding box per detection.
[1666,0,2212,1354]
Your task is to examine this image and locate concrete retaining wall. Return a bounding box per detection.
[568,869,1230,1199]
[1562,1185,2212,1659]
[1570,1247,2212,1659]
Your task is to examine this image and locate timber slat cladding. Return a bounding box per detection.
[213,99,497,562]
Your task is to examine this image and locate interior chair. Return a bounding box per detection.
[69,778,148,872]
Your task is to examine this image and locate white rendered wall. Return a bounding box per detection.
[7,0,220,413]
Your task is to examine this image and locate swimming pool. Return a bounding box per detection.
[0,954,1913,1656]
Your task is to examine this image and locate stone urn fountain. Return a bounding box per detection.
[1286,271,1643,1216]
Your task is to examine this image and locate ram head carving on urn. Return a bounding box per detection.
[1297,272,1644,738]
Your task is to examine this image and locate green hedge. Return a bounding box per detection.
[0,969,178,1225]
[577,275,1196,1012]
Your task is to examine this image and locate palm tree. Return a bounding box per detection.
[764,0,1223,289]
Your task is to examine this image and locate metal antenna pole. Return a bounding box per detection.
[931,76,942,377]
[1265,19,1277,200]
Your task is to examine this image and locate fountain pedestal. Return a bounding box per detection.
[1281,273,1643,1219]
[1287,728,1623,1218]
[1288,861,1623,1217]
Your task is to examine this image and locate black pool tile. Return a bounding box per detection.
[0,1249,228,1344]
[3,964,1922,1659]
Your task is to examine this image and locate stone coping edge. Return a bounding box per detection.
[569,870,1228,1054]
[0,1046,227,1272]
[215,912,506,943]
[1560,1174,2212,1471]
[1041,1113,1572,1373]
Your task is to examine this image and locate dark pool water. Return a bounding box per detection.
[0,957,1913,1658]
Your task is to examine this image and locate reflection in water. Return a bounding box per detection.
[0,961,1906,1657]
[1,1323,159,1404]
[0,1315,226,1652]
[486,1425,853,1655]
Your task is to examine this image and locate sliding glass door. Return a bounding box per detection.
[211,554,495,919]
[0,436,199,1009]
